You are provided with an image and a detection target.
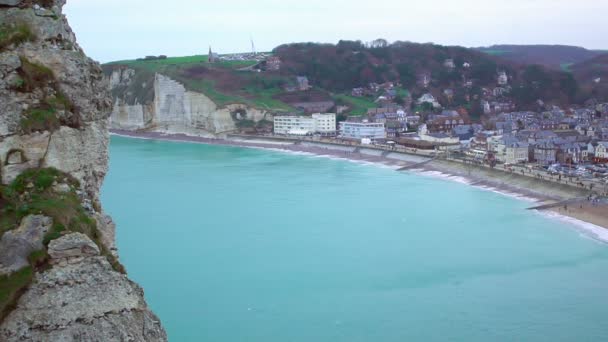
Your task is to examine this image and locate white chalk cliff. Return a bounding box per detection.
[108,67,272,137]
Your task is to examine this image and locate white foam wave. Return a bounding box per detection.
[410,169,539,202]
[229,138,294,146]
[535,210,608,244]
[409,168,608,243]
[415,170,472,185]
[262,147,401,170]
[474,185,538,203]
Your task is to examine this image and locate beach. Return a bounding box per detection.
[110,129,608,236]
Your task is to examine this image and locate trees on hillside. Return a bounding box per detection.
[273,41,583,107]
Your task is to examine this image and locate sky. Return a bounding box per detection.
[64,0,608,63]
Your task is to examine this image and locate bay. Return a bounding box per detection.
[102,135,608,341]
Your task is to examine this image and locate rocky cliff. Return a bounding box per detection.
[0,1,166,340]
[107,67,273,137]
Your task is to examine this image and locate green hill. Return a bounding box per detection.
[105,55,294,112]
[105,41,605,117]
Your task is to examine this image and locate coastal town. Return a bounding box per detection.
[266,67,608,189]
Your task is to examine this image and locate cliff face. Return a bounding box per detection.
[108,67,272,136]
[0,1,166,340]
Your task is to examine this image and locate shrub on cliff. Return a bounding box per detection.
[0,168,126,320]
[0,24,35,52]
[0,267,33,322]
[17,57,55,92]
[19,107,60,134]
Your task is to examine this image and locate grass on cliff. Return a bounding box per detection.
[0,23,35,52]
[108,54,258,71]
[19,107,60,134]
[15,57,79,133]
[177,77,293,111]
[0,168,79,234]
[0,267,33,321]
[0,168,124,271]
[0,168,126,320]
[17,56,55,92]
[106,55,294,112]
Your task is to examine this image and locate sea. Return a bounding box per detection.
[101,135,608,341]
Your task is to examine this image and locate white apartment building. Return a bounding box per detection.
[274,113,336,135]
[311,113,336,134]
[505,142,530,164]
[339,121,386,140]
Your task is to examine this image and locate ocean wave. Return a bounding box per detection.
[262,147,401,170]
[535,210,608,244]
[414,170,472,185]
[410,169,540,202]
[410,167,608,243]
[473,185,539,203]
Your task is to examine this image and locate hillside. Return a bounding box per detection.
[571,53,608,100]
[105,55,294,111]
[476,45,602,70]
[273,41,582,109]
[105,41,601,121]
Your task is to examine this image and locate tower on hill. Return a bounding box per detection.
[208,46,218,63]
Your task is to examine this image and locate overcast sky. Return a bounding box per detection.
[64,0,607,63]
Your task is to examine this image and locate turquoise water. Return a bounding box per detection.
[102,136,608,341]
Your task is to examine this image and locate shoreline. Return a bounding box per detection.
[110,129,608,241]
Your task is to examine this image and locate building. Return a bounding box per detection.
[488,134,520,163]
[426,116,466,133]
[417,93,441,109]
[351,87,365,97]
[208,46,219,63]
[419,132,460,145]
[274,116,314,135]
[582,142,597,161]
[274,113,336,135]
[557,142,586,164]
[534,141,557,165]
[296,76,310,91]
[444,59,455,69]
[311,113,336,134]
[505,142,530,164]
[265,56,281,71]
[417,73,431,88]
[452,125,476,141]
[596,141,608,161]
[418,124,460,145]
[497,71,508,86]
[339,121,386,140]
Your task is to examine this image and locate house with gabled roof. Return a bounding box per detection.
[596,141,608,161]
[534,141,558,165]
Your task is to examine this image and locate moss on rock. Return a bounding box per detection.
[0,23,35,52]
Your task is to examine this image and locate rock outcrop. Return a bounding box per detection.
[2,233,166,341]
[107,67,273,136]
[0,0,167,340]
[0,0,111,199]
[0,215,51,275]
